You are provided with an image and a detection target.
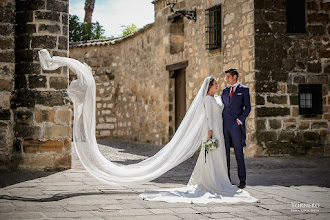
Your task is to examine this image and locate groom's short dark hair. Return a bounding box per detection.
[225,68,239,78]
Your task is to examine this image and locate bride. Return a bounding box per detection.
[38,49,258,204]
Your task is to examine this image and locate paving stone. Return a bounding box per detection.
[0,139,329,219]
[0,212,46,219]
[149,208,175,214]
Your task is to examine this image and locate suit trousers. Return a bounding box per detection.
[223,119,246,182]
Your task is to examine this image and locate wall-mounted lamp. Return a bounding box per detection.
[166,0,196,21]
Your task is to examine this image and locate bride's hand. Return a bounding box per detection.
[208,130,213,139]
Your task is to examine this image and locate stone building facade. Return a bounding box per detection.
[70,0,329,157]
[254,0,330,156]
[0,0,71,171]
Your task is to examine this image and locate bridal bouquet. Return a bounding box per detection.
[202,138,219,163]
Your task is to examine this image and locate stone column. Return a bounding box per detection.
[12,0,71,170]
[0,0,15,170]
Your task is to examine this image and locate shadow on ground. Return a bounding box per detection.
[97,139,330,188]
[0,172,56,188]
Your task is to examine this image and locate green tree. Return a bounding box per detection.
[69,14,106,42]
[121,24,138,37]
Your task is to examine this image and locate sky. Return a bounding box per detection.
[69,0,155,38]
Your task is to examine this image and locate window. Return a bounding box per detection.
[205,5,221,50]
[286,0,306,33]
[299,84,322,115]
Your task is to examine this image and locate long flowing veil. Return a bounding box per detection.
[38,49,211,186]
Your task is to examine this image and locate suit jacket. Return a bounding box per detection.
[221,83,251,147]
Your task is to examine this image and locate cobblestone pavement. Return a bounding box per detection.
[0,139,329,220]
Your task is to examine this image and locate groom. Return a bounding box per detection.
[221,68,251,189]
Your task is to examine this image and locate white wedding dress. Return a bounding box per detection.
[140,95,257,203]
[38,49,258,204]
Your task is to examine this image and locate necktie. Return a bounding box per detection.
[230,86,234,98]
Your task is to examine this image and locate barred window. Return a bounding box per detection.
[299,84,322,115]
[205,5,221,50]
[286,0,306,33]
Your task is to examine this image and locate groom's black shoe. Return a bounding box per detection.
[238,181,246,189]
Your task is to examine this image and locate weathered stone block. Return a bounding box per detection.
[46,0,68,13]
[308,13,329,24]
[255,71,270,81]
[35,91,69,107]
[58,36,68,50]
[307,25,325,35]
[299,121,310,130]
[49,77,68,90]
[321,2,330,11]
[283,123,296,130]
[271,71,288,82]
[282,59,295,71]
[256,95,265,105]
[0,51,14,62]
[257,119,266,130]
[35,11,60,22]
[54,154,71,169]
[55,107,71,124]
[28,75,47,89]
[15,110,34,125]
[307,62,322,73]
[267,96,287,104]
[0,109,11,120]
[256,81,278,93]
[257,131,278,142]
[280,131,295,141]
[16,11,33,23]
[287,85,298,93]
[14,75,28,90]
[0,38,14,50]
[44,125,71,139]
[290,95,298,105]
[269,119,281,129]
[0,24,14,36]
[15,50,34,62]
[31,36,57,49]
[307,1,318,10]
[35,108,55,123]
[38,24,61,34]
[312,122,328,129]
[0,78,12,91]
[62,13,68,25]
[15,23,36,35]
[16,62,41,75]
[293,76,306,84]
[0,6,15,23]
[16,0,45,11]
[23,140,65,153]
[257,107,290,117]
[264,11,286,22]
[62,25,68,35]
[255,23,271,33]
[303,131,320,141]
[15,124,41,139]
[307,75,328,84]
[15,35,32,50]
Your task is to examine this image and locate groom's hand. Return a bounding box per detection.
[237,119,241,125]
[208,130,213,139]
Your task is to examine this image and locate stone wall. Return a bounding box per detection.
[254,0,330,156]
[70,0,258,156]
[0,0,72,171]
[0,0,15,170]
[70,25,170,145]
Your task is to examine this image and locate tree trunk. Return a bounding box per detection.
[84,0,95,23]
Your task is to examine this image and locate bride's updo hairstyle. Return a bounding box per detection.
[207,76,216,93]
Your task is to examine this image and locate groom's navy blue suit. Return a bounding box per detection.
[221,83,251,182]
